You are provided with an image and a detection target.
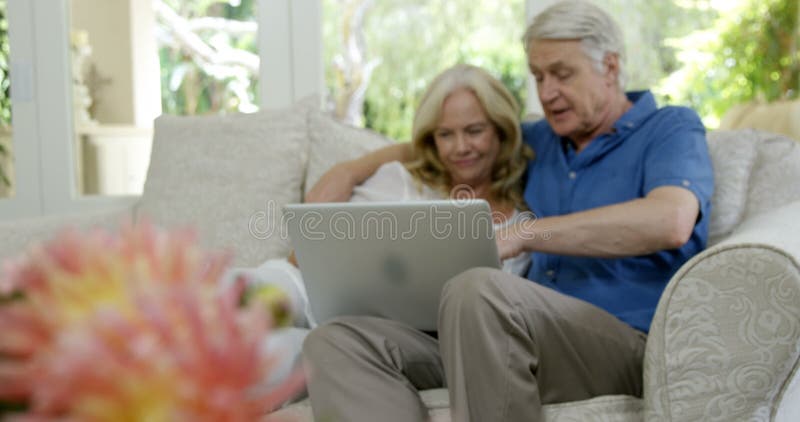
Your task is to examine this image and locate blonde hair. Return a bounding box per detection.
[405,64,534,210]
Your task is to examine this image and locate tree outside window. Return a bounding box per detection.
[323,0,527,142]
[93,0,800,133]
[154,0,259,116]
[0,0,13,194]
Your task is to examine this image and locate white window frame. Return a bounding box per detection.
[2,0,321,222]
[0,0,42,219]
[525,0,558,116]
[0,0,137,221]
[258,0,322,109]
[0,0,551,221]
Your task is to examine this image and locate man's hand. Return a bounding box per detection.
[304,161,358,203]
[495,221,531,260]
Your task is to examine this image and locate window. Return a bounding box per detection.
[592,0,792,129]
[69,0,160,196]
[69,0,261,197]
[155,0,259,116]
[323,0,526,141]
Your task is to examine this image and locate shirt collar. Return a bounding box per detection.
[554,91,656,170]
[613,90,658,135]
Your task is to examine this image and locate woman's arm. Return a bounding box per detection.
[304,143,413,203]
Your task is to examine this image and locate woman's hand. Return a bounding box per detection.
[287,251,299,268]
[304,161,358,203]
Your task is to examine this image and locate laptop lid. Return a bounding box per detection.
[284,200,501,331]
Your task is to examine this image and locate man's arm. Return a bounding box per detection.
[498,186,699,259]
[304,143,414,203]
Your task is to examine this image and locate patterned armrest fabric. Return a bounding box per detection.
[645,201,800,421]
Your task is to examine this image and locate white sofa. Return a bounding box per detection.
[2,98,799,421]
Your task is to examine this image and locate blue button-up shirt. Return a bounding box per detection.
[521,91,714,333]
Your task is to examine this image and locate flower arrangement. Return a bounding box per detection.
[0,223,303,421]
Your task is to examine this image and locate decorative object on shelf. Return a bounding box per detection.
[0,222,304,420]
[70,30,98,128]
[84,63,111,121]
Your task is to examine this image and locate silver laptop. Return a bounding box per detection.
[284,200,501,331]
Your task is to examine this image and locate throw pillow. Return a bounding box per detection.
[139,100,313,266]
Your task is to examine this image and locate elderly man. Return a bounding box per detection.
[302,1,714,421]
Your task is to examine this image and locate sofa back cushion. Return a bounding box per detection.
[742,131,800,221]
[139,101,313,266]
[706,129,800,245]
[304,110,395,195]
[705,130,759,244]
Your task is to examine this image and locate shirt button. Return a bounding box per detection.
[682,179,691,187]
[545,270,555,278]
[568,171,577,180]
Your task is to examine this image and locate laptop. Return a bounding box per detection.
[284,200,501,331]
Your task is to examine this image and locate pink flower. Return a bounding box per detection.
[0,222,304,420]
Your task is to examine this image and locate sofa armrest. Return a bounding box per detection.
[644,200,800,421]
[0,205,135,264]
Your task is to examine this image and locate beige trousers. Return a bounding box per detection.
[302,267,647,422]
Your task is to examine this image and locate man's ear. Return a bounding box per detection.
[603,53,621,86]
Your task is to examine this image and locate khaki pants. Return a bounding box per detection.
[302,268,647,422]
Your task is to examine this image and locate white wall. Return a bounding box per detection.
[69,0,161,127]
[258,0,322,109]
[0,0,140,221]
[524,0,558,116]
[128,0,162,128]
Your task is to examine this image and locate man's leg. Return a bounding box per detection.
[302,316,445,422]
[439,268,647,422]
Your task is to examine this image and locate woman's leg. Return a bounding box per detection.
[302,316,445,422]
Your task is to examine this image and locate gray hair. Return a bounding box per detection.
[522,0,626,90]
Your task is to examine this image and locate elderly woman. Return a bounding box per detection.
[245,63,533,327]
[348,63,533,272]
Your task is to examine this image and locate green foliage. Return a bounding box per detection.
[158,0,258,116]
[323,0,725,140]
[0,141,8,188]
[596,0,718,94]
[324,0,527,141]
[657,0,799,126]
[0,0,11,188]
[0,0,9,128]
[0,400,26,416]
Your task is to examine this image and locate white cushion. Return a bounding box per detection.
[0,207,134,264]
[705,130,759,245]
[742,131,800,221]
[303,110,395,196]
[139,102,312,266]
